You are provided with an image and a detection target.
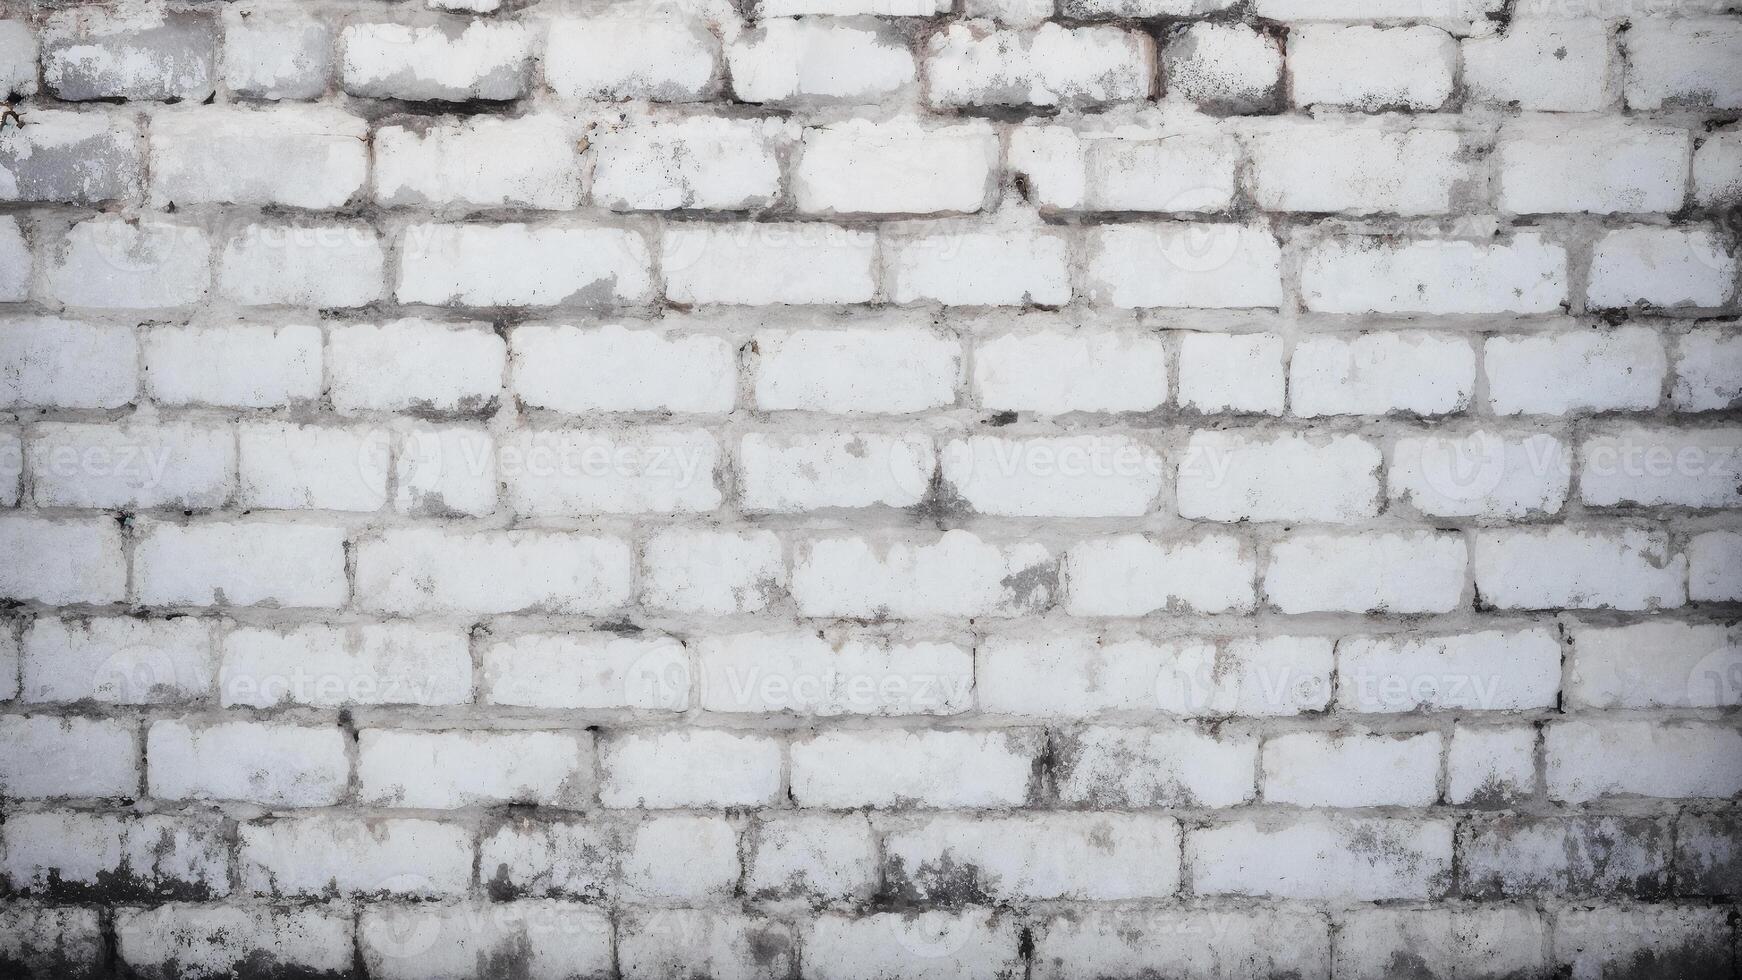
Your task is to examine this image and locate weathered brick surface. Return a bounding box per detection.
[0,1,1737,976]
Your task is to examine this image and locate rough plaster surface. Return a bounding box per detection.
[0,0,1739,977]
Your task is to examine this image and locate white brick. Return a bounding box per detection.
[740,432,932,511]
[484,632,690,710]
[1035,910,1326,980]
[1160,23,1283,113]
[219,222,385,307]
[972,329,1167,414]
[790,729,1039,808]
[944,434,1163,517]
[394,425,497,518]
[0,318,138,410]
[0,715,138,799]
[42,8,214,102]
[1497,118,1690,214]
[1336,909,1546,980]
[1257,0,1498,19]
[23,617,214,705]
[1248,123,1463,215]
[0,216,28,300]
[1447,725,1537,805]
[1547,719,1742,802]
[1389,431,1572,518]
[0,20,37,98]
[0,428,15,507]
[926,23,1153,108]
[794,119,996,216]
[1694,131,1742,205]
[1691,529,1742,602]
[1587,226,1737,309]
[478,820,614,899]
[1292,332,1474,417]
[341,20,533,101]
[0,625,13,702]
[513,323,734,415]
[237,422,389,512]
[1189,817,1452,900]
[147,719,347,806]
[1064,533,1256,616]
[1568,621,1742,709]
[149,106,366,208]
[134,520,348,608]
[40,217,209,310]
[591,116,793,212]
[640,527,785,616]
[221,5,330,101]
[601,729,782,808]
[1055,726,1257,807]
[663,223,875,305]
[1339,628,1562,713]
[1552,907,1732,980]
[117,906,351,980]
[0,109,143,204]
[886,221,1072,306]
[619,815,740,903]
[1289,26,1456,110]
[1177,333,1285,415]
[754,324,960,414]
[1300,234,1568,314]
[361,903,612,980]
[398,223,652,307]
[884,813,1179,901]
[745,813,878,905]
[544,15,719,102]
[728,19,915,104]
[1463,20,1614,111]
[793,531,1055,618]
[501,428,721,515]
[375,113,583,210]
[360,729,592,808]
[240,815,471,896]
[978,633,1331,718]
[1485,327,1666,415]
[1,810,227,898]
[1624,18,1742,109]
[220,622,472,708]
[697,629,971,716]
[1473,526,1686,611]
[355,528,632,616]
[1008,126,1239,212]
[0,905,101,977]
[804,911,1020,980]
[27,420,235,510]
[1266,531,1467,614]
[1674,327,1742,411]
[330,319,504,415]
[1263,730,1441,807]
[1085,224,1283,309]
[1580,426,1742,508]
[144,324,321,409]
[1179,431,1381,524]
[763,0,947,13]
[0,515,126,605]
[619,910,796,980]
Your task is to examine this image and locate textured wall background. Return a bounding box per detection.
[0,0,1740,976]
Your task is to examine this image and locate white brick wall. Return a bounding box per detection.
[1,2,1737,976]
